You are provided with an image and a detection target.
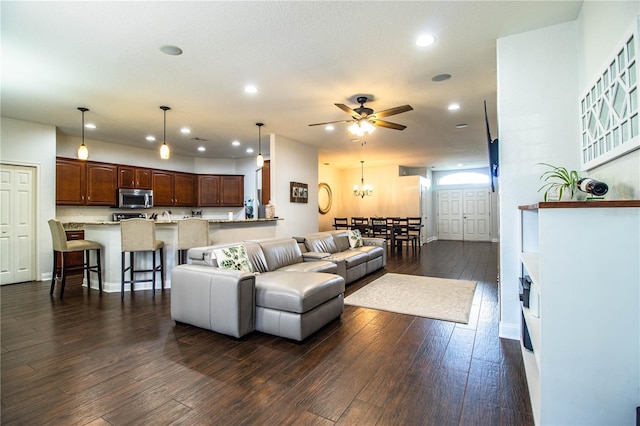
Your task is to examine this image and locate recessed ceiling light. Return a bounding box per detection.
[232,140,240,146]
[457,163,464,167]
[160,45,183,56]
[197,146,206,152]
[432,73,451,82]
[416,34,436,47]
[181,127,190,134]
[448,103,461,111]
[325,125,335,131]
[146,136,156,142]
[455,123,468,129]
[244,85,258,94]
[246,148,254,153]
[84,123,96,129]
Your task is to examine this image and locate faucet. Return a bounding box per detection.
[162,210,171,220]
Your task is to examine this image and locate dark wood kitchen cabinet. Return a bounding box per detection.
[197,175,244,207]
[152,170,174,206]
[118,166,152,189]
[56,158,117,206]
[174,173,196,207]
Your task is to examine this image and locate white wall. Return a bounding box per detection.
[577,8,640,197]
[497,20,579,339]
[1,117,57,280]
[270,133,319,238]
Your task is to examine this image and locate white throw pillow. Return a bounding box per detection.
[348,229,363,248]
[213,245,254,273]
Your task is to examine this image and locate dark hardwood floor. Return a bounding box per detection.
[1,240,532,425]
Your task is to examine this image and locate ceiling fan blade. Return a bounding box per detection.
[335,103,362,119]
[372,105,413,119]
[370,119,407,130]
[308,119,355,127]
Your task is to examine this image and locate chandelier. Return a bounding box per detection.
[353,160,373,198]
[348,119,375,137]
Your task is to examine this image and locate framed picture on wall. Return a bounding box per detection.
[290,181,308,203]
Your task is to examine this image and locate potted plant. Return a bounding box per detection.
[538,163,580,201]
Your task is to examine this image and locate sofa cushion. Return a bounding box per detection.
[348,229,363,248]
[279,260,338,274]
[304,233,338,254]
[255,271,345,314]
[213,245,254,273]
[354,245,384,261]
[331,231,351,252]
[257,238,304,271]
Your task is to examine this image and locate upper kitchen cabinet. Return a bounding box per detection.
[198,175,244,207]
[118,166,152,189]
[174,173,196,207]
[152,170,175,206]
[56,158,117,206]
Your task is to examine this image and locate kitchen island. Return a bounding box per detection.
[62,218,281,293]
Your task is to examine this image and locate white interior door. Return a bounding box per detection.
[438,188,491,242]
[437,190,463,240]
[463,189,491,241]
[0,164,36,284]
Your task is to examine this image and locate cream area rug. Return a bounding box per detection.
[344,273,477,324]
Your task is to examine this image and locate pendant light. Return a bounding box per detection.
[160,106,171,160]
[77,107,89,160]
[353,160,373,198]
[256,122,264,167]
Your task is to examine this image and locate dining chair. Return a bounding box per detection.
[391,217,416,252]
[351,217,369,236]
[333,217,349,230]
[370,217,389,240]
[407,217,422,252]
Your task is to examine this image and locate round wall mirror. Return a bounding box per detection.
[318,182,332,214]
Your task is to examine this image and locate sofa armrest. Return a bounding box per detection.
[302,252,332,261]
[363,237,386,247]
[325,257,347,282]
[171,264,255,338]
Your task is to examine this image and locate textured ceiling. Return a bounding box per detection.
[1,1,583,170]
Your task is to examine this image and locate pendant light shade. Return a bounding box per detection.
[77,107,89,160]
[353,160,373,198]
[256,122,264,167]
[160,106,171,160]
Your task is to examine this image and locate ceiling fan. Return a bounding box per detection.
[308,96,413,133]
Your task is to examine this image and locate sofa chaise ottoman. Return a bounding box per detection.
[172,237,345,341]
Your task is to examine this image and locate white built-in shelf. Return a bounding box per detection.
[517,200,640,425]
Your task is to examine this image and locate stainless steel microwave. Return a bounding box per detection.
[118,188,153,209]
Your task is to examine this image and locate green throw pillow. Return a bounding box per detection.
[348,229,363,248]
[213,245,254,273]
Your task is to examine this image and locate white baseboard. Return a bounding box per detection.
[426,236,437,243]
[491,238,499,243]
[499,321,520,340]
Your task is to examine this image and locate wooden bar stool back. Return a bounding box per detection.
[48,219,102,298]
[177,218,210,264]
[120,218,165,299]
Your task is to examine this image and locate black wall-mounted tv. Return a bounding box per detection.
[484,100,499,192]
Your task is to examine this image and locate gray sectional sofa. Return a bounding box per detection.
[171,231,386,341]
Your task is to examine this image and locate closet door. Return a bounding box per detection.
[0,164,36,284]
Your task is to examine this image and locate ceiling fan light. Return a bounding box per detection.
[348,122,364,136]
[361,120,375,135]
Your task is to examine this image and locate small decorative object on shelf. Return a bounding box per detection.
[537,163,580,201]
[577,178,608,198]
[265,200,275,219]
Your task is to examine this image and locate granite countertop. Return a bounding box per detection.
[63,218,281,229]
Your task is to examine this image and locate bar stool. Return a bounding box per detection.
[120,218,164,299]
[48,219,102,298]
[177,218,210,265]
